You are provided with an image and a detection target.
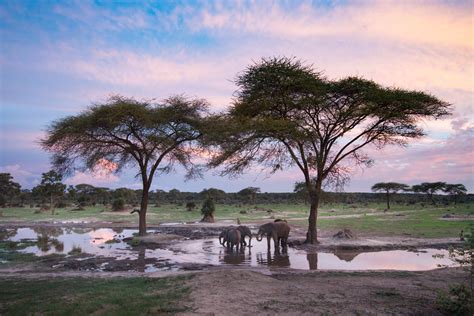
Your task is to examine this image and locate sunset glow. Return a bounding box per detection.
[0,0,472,192]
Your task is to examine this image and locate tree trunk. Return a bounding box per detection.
[307,253,318,270]
[386,190,390,210]
[50,193,54,215]
[429,193,436,205]
[138,188,149,236]
[305,178,322,244]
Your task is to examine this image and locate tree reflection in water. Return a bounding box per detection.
[33,227,64,252]
[333,250,360,262]
[136,248,146,272]
[307,253,318,270]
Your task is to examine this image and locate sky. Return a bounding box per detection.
[0,0,473,193]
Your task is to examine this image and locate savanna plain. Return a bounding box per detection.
[0,198,472,315]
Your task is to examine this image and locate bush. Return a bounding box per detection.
[186,201,196,212]
[111,199,125,212]
[200,198,215,223]
[436,284,473,316]
[55,201,67,208]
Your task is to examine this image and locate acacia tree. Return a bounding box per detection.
[32,170,66,214]
[443,183,467,204]
[200,188,226,201]
[209,57,451,243]
[42,95,208,235]
[238,187,261,204]
[411,182,447,205]
[371,182,409,210]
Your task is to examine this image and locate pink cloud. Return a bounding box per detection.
[66,170,119,187]
[193,1,472,50]
[65,159,120,186]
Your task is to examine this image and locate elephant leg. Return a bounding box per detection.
[273,235,279,252]
[267,236,271,250]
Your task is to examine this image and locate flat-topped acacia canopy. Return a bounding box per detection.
[208,57,451,243]
[42,95,209,235]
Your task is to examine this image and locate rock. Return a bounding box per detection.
[333,229,355,239]
[442,214,452,218]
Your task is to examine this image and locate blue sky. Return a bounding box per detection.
[0,0,473,192]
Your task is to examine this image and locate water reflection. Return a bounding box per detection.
[333,250,361,262]
[2,227,460,272]
[220,249,248,265]
[136,248,146,272]
[307,253,318,270]
[256,250,291,268]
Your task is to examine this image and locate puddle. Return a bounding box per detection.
[1,227,459,272]
[164,238,458,271]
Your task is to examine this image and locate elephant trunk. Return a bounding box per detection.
[256,232,263,241]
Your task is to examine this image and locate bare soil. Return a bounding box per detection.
[182,268,469,315]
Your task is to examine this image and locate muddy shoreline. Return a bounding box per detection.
[0,220,464,251]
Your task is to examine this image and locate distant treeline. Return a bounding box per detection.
[2,184,473,208]
[1,172,472,208]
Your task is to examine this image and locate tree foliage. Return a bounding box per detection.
[237,187,261,204]
[32,170,66,214]
[208,57,451,243]
[371,182,409,209]
[0,173,21,207]
[443,184,467,204]
[411,182,447,205]
[41,95,208,235]
[200,197,215,223]
[200,188,226,201]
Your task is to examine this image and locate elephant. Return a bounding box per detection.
[237,225,252,247]
[219,228,229,247]
[225,228,241,251]
[256,221,290,251]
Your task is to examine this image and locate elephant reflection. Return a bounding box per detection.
[219,248,247,265]
[257,250,290,268]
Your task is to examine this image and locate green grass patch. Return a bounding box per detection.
[1,202,472,238]
[0,276,191,315]
[0,240,66,265]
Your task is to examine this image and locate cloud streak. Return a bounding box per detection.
[1,0,472,192]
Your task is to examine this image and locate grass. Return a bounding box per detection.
[0,201,472,238]
[0,239,65,265]
[314,203,473,238]
[0,240,37,263]
[0,276,191,315]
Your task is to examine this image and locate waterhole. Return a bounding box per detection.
[1,227,459,271]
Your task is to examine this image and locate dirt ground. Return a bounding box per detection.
[182,268,469,315]
[1,221,471,314]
